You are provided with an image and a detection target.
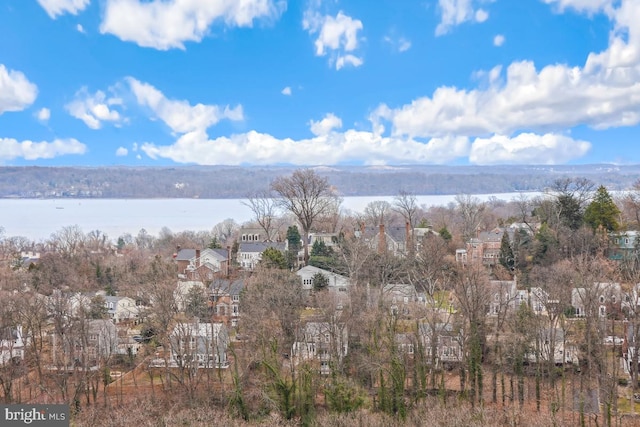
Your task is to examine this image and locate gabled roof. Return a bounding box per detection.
[209,278,245,295]
[176,249,196,261]
[238,242,286,253]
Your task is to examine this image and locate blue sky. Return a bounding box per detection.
[1,0,639,167]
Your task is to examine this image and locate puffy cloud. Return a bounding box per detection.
[77,24,86,33]
[0,137,86,161]
[469,133,591,165]
[398,38,412,52]
[475,9,489,22]
[66,87,124,129]
[139,129,471,165]
[115,147,128,156]
[100,0,286,50]
[36,108,51,122]
[303,10,364,70]
[372,0,640,140]
[309,113,342,136]
[435,0,490,36]
[542,0,615,14]
[127,77,243,134]
[0,65,38,115]
[493,34,505,46]
[336,54,363,70]
[281,86,292,95]
[37,0,90,19]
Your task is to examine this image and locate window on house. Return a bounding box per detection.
[612,295,617,304]
[254,234,259,241]
[232,295,240,302]
[242,234,246,241]
[600,306,606,317]
[626,238,630,245]
[600,296,605,304]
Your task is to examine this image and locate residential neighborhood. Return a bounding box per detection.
[2,172,640,426]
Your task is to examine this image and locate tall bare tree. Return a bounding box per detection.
[455,194,486,242]
[364,200,392,227]
[243,190,280,242]
[271,169,339,264]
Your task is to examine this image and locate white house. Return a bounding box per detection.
[296,265,349,292]
[0,325,27,365]
[104,296,139,324]
[572,283,622,318]
[237,242,286,270]
[169,322,229,369]
[292,322,348,375]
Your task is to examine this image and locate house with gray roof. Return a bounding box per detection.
[237,242,286,270]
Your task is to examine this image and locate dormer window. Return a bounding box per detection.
[599,296,605,304]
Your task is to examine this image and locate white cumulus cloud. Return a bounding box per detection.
[77,24,86,33]
[436,0,490,36]
[303,10,364,70]
[0,65,38,115]
[493,34,505,46]
[139,130,472,165]
[66,87,124,129]
[372,0,640,146]
[475,9,489,22]
[281,86,292,96]
[469,133,592,165]
[127,77,243,134]
[36,108,51,122]
[0,137,86,161]
[115,147,128,156]
[309,113,342,136]
[542,0,615,14]
[37,0,90,19]
[100,0,286,50]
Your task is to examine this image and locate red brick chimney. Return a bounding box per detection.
[195,249,200,267]
[406,221,413,255]
[379,224,386,255]
[226,246,231,277]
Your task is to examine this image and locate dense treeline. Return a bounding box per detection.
[4,173,640,426]
[2,164,640,198]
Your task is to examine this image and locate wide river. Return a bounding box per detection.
[0,192,541,242]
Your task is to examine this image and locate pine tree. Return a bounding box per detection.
[498,231,514,270]
[584,185,620,232]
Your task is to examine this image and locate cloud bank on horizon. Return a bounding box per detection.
[0,0,639,166]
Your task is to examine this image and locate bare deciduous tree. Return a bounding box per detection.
[271,169,339,264]
[455,194,486,242]
[364,201,392,227]
[243,190,280,242]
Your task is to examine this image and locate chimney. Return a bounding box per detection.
[226,246,231,277]
[360,222,365,238]
[195,249,200,267]
[379,224,386,255]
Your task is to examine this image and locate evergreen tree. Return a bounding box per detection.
[311,272,329,291]
[438,226,452,242]
[498,231,515,271]
[311,240,333,257]
[261,247,288,269]
[286,226,301,269]
[584,185,620,232]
